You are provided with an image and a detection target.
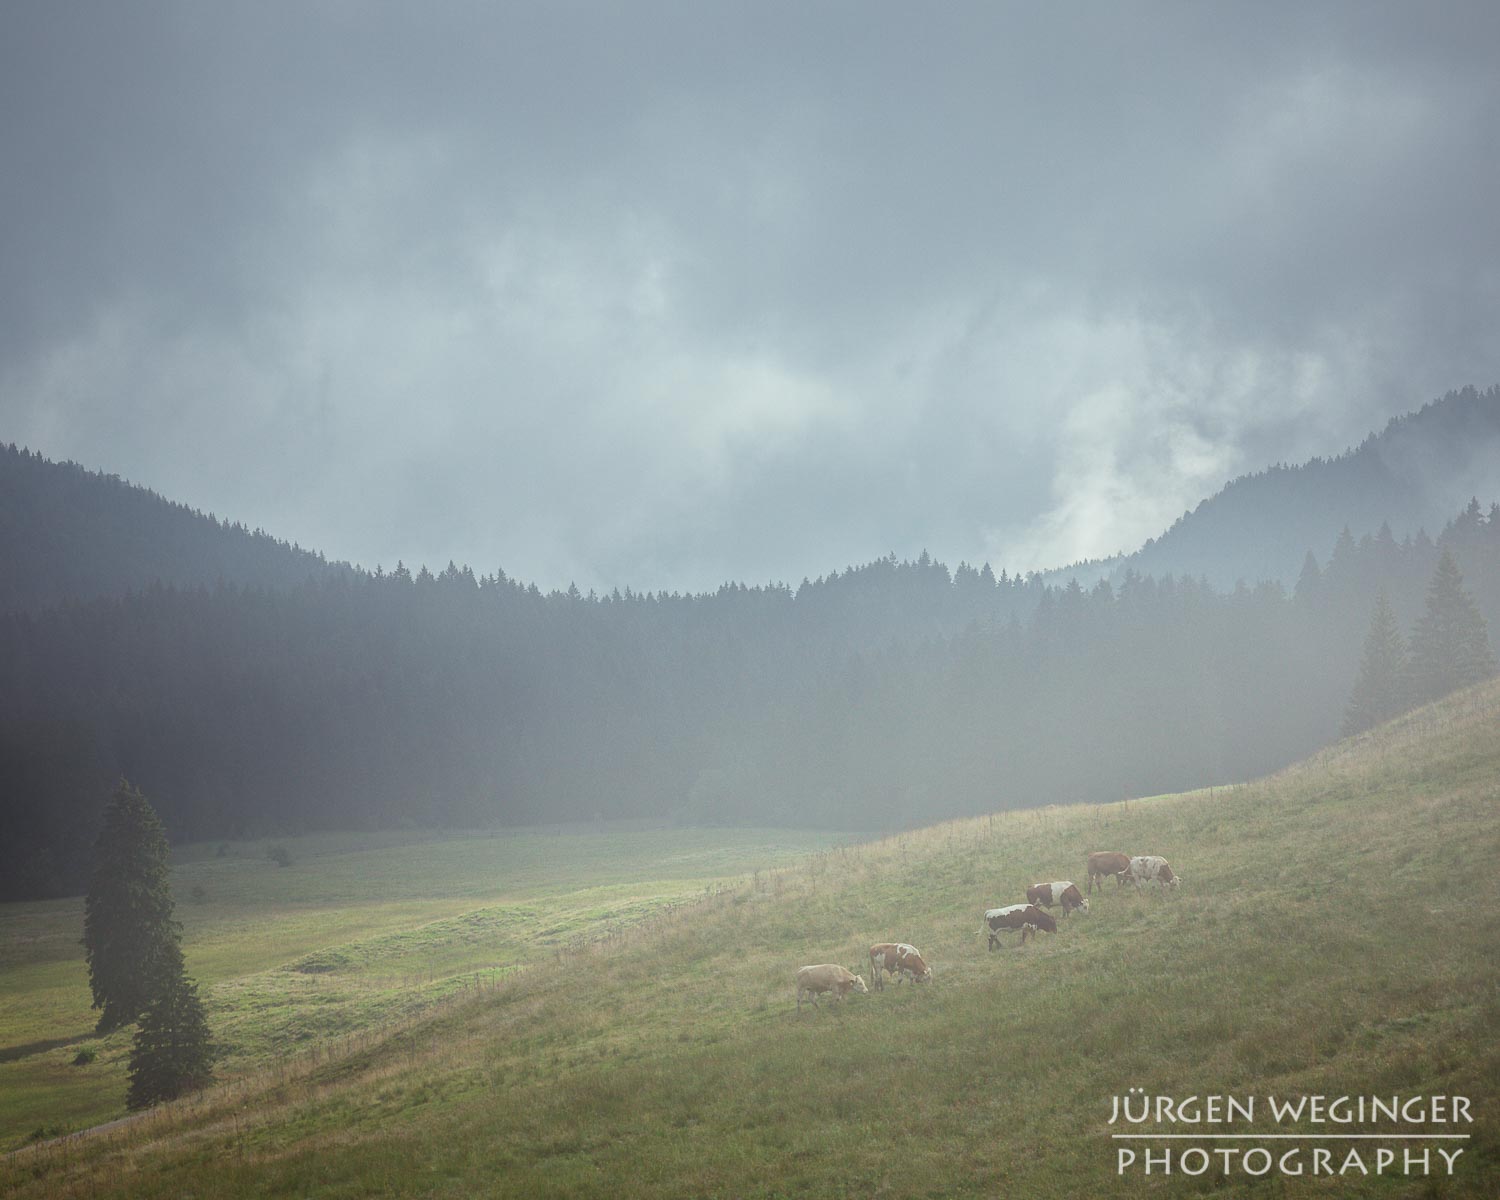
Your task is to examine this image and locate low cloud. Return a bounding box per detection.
[2,3,1497,591]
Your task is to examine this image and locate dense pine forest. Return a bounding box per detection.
[0,443,351,613]
[2,389,1498,900]
[3,503,1496,900]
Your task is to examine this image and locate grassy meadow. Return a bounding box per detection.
[0,825,849,1151]
[4,679,1500,1197]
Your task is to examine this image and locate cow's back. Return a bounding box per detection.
[798,963,852,990]
[870,942,930,983]
[1128,855,1178,886]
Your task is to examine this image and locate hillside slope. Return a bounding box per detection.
[7,679,1498,1197]
[1049,384,1500,589]
[0,826,846,1152]
[0,443,352,614]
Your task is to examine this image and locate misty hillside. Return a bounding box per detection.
[9,388,1494,623]
[3,390,1497,902]
[0,444,352,613]
[4,498,1495,902]
[1049,385,1500,589]
[7,679,1498,1198]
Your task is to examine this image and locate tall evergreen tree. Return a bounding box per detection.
[126,940,214,1109]
[82,780,181,1032]
[1342,593,1409,736]
[1293,551,1322,605]
[1407,550,1497,705]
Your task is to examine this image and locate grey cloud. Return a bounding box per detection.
[3,2,1499,592]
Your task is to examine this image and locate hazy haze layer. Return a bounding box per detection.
[3,2,1498,591]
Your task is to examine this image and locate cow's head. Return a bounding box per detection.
[1075,897,1091,914]
[851,974,870,995]
[912,962,933,983]
[1032,909,1058,934]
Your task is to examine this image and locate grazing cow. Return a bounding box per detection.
[1124,855,1180,889]
[868,943,932,990]
[1086,851,1132,895]
[796,964,870,1011]
[984,904,1057,949]
[1026,880,1090,916]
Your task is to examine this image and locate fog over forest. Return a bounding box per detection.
[3,387,1497,900]
[4,4,1500,904]
[6,14,1500,1200]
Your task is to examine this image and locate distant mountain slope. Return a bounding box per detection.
[0,444,353,612]
[1049,384,1500,588]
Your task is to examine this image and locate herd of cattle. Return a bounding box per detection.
[794,851,1180,1011]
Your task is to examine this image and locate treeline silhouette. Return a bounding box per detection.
[4,504,1496,900]
[0,443,351,614]
[7,388,1499,617]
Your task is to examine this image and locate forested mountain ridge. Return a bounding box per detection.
[3,389,1497,902]
[7,387,1496,617]
[1043,384,1500,589]
[4,502,1496,901]
[0,443,352,613]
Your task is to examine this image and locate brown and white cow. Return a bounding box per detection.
[984,904,1057,949]
[1123,855,1180,889]
[868,942,932,990]
[1086,851,1132,895]
[1026,880,1089,916]
[796,964,870,1011]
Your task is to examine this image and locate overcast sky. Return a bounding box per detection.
[3,3,1498,592]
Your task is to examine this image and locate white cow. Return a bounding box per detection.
[1124,855,1180,889]
[796,964,870,1011]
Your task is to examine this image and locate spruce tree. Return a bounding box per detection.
[1407,550,1497,706]
[126,940,214,1109]
[1342,592,1409,736]
[83,780,181,1032]
[1293,550,1322,605]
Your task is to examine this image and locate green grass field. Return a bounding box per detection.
[4,680,1499,1197]
[0,825,849,1152]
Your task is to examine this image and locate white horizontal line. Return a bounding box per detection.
[1110,1134,1471,1140]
